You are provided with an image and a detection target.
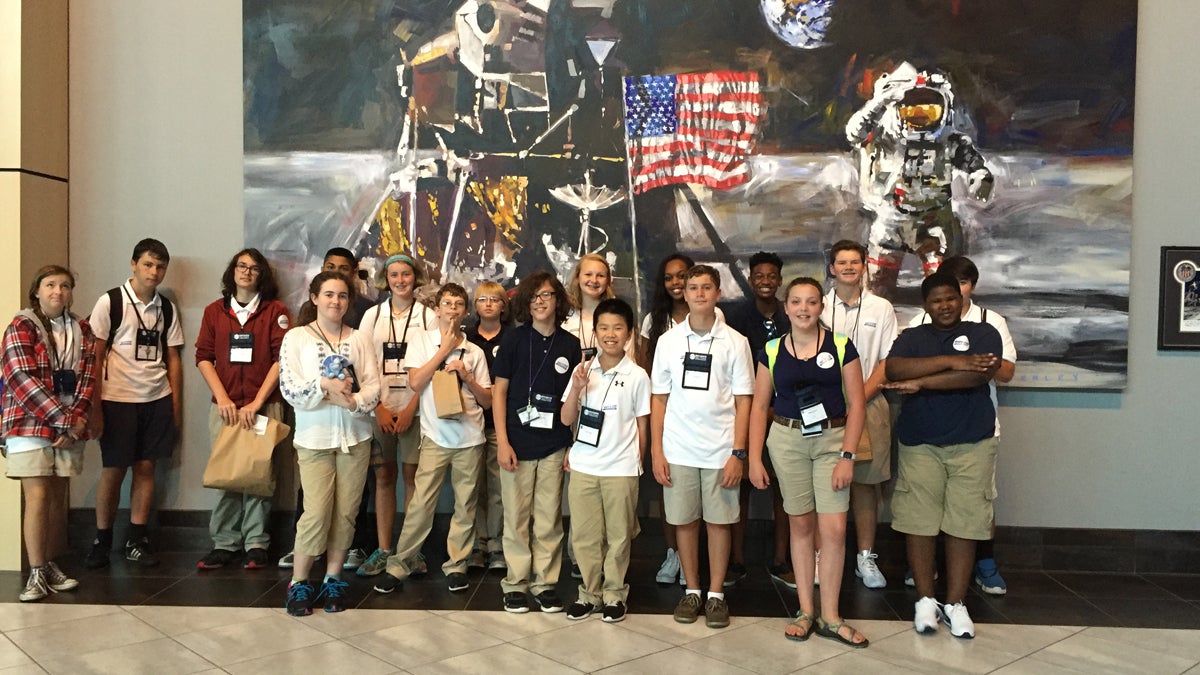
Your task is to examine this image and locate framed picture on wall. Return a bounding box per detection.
[1158,246,1200,350]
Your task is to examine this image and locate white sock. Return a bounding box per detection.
[686,589,701,597]
[707,591,724,601]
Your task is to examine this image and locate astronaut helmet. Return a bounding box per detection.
[895,68,955,137]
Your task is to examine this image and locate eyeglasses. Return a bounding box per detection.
[236,263,262,274]
[475,296,504,305]
[530,290,555,303]
[439,300,466,309]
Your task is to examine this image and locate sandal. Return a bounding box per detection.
[785,611,816,642]
[815,617,869,649]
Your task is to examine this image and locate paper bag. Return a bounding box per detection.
[202,416,291,497]
[431,369,465,418]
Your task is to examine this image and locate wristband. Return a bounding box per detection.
[731,449,748,460]
[839,451,856,461]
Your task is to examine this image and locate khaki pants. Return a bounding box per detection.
[294,440,371,556]
[569,471,639,604]
[386,436,483,577]
[499,449,566,594]
[207,402,284,551]
[474,428,504,552]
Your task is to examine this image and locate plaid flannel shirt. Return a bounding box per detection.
[1,313,98,441]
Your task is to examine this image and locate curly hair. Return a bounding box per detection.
[220,248,279,302]
[512,271,570,326]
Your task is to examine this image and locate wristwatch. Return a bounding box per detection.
[732,449,748,460]
[839,451,856,461]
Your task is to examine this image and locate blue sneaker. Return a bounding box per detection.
[974,558,1007,595]
[286,581,315,617]
[319,578,351,613]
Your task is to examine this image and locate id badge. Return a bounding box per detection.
[388,371,409,391]
[682,351,712,390]
[135,328,160,361]
[581,347,598,361]
[517,405,540,426]
[799,401,828,427]
[382,341,407,375]
[801,421,823,437]
[576,406,605,447]
[52,370,77,396]
[229,332,254,363]
[529,393,555,429]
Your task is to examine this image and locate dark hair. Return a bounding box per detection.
[323,247,357,266]
[27,265,77,346]
[748,251,783,273]
[921,270,962,300]
[220,248,279,302]
[301,271,355,325]
[937,256,980,287]
[436,282,469,304]
[646,253,694,364]
[686,264,721,288]
[512,270,570,325]
[593,297,635,331]
[828,239,868,265]
[132,238,170,264]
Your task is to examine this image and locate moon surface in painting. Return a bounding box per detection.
[760,0,835,49]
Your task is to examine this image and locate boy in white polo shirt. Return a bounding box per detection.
[372,283,492,594]
[560,298,650,623]
[651,265,755,629]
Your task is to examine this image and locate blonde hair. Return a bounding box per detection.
[566,253,616,309]
[472,281,510,323]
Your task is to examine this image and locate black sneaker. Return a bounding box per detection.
[373,573,402,594]
[84,541,111,569]
[724,562,747,587]
[318,578,350,613]
[503,591,530,613]
[566,601,595,620]
[197,549,236,570]
[125,537,160,567]
[534,589,564,613]
[286,581,315,617]
[602,601,627,623]
[447,573,470,593]
[243,548,270,569]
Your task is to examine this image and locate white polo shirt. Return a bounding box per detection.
[89,281,185,403]
[407,328,491,449]
[359,300,436,412]
[821,289,898,382]
[561,354,651,477]
[651,314,755,469]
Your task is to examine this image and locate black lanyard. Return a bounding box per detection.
[386,297,422,344]
[122,287,161,333]
[789,327,822,361]
[685,331,715,355]
[50,313,72,370]
[226,296,257,330]
[309,322,343,353]
[582,363,620,410]
[527,326,557,403]
[832,294,862,342]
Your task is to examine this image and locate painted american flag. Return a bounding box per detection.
[622,71,763,194]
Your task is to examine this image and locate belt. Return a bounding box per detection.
[773,414,846,430]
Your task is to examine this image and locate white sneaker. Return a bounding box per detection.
[19,568,50,602]
[855,550,887,589]
[913,596,941,634]
[813,550,820,587]
[942,601,975,639]
[42,561,78,592]
[656,548,680,584]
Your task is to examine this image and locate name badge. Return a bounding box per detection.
[682,351,712,390]
[229,332,254,363]
[795,384,828,432]
[576,406,605,447]
[388,371,409,391]
[382,341,407,375]
[135,328,161,361]
[517,405,554,429]
[52,370,77,398]
[581,347,598,361]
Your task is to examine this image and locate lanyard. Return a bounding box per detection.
[227,295,259,328]
[50,313,72,370]
[789,327,822,361]
[386,296,421,344]
[122,287,161,333]
[309,322,343,353]
[832,294,862,343]
[527,326,557,403]
[685,331,715,355]
[582,363,620,410]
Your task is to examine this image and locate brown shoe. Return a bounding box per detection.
[704,596,730,628]
[673,592,703,624]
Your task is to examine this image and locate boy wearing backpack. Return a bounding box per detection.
[84,238,185,568]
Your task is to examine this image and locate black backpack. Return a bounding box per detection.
[106,287,175,361]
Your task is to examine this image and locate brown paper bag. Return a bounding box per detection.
[202,416,291,497]
[431,369,465,418]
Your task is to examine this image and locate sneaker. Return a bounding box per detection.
[534,589,564,613]
[356,548,391,577]
[286,581,315,617]
[570,562,583,579]
[655,548,681,584]
[244,548,270,569]
[913,596,941,634]
[503,591,530,613]
[447,573,470,593]
[125,537,160,567]
[409,552,428,577]
[905,569,940,588]
[468,548,487,570]
[601,601,627,623]
[319,578,350,613]
[343,548,366,570]
[974,558,1007,595]
[84,540,110,569]
[724,562,747,587]
[855,550,887,589]
[42,561,78,592]
[566,600,596,620]
[814,550,820,587]
[278,551,295,568]
[942,601,975,639]
[768,562,797,589]
[487,550,507,571]
[673,592,703,624]
[704,596,730,628]
[373,573,402,594]
[19,568,50,602]
[197,548,236,570]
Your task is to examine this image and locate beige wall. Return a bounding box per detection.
[68,1,1200,528]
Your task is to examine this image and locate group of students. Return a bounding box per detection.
[0,236,1015,646]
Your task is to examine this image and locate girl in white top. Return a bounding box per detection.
[278,272,380,615]
[564,253,619,357]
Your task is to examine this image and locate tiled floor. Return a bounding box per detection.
[3,518,1198,673]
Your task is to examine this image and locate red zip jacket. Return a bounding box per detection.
[194,297,290,406]
[1,313,98,441]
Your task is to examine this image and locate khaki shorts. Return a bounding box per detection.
[853,395,893,485]
[5,445,84,478]
[767,424,849,515]
[663,463,740,525]
[374,415,422,465]
[891,438,997,540]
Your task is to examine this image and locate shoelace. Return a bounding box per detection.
[43,562,69,585]
[320,579,349,599]
[289,583,314,602]
[25,569,52,595]
[860,552,881,572]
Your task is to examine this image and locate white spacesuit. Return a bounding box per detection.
[846,62,993,297]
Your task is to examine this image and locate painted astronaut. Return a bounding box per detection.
[846,62,993,298]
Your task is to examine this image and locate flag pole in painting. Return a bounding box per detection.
[619,88,643,318]
[622,71,763,194]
